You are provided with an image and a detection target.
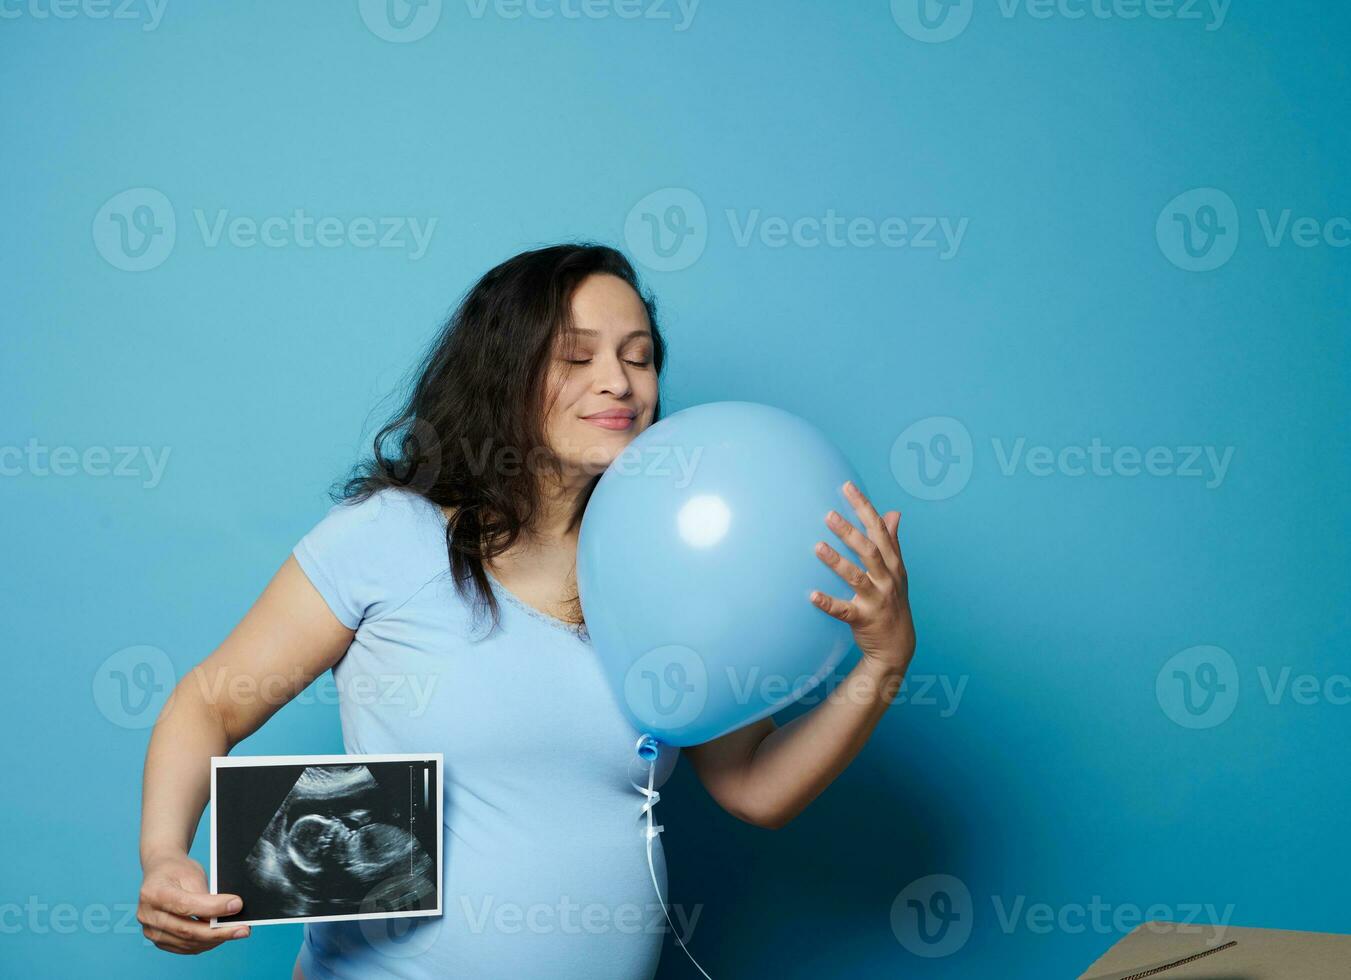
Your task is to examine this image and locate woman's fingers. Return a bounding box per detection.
[147,906,246,945]
[825,508,889,581]
[843,481,891,546]
[143,916,240,954]
[143,926,197,954]
[810,492,916,670]
[883,510,907,579]
[161,884,242,921]
[809,588,856,623]
[146,929,219,954]
[883,510,900,539]
[139,878,249,954]
[141,879,241,922]
[842,480,887,539]
[843,481,903,575]
[814,540,876,596]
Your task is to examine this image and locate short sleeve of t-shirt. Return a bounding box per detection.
[292,488,446,630]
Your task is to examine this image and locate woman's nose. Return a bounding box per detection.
[593,356,632,397]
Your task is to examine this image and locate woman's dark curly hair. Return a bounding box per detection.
[337,243,666,635]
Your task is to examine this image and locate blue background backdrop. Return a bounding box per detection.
[2,0,1347,976]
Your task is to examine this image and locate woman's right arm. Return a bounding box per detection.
[137,555,354,954]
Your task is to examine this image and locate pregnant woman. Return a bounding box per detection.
[136,243,917,979]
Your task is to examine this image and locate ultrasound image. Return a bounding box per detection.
[214,758,439,924]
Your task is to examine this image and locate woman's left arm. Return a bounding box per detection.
[684,480,915,830]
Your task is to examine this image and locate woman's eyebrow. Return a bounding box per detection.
[565,327,651,342]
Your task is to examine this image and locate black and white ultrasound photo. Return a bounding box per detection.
[210,754,442,927]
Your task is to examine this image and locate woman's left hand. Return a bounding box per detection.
[809,480,916,676]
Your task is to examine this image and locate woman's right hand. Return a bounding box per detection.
[138,557,354,955]
[137,851,251,954]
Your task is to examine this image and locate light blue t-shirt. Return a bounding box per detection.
[290,487,679,980]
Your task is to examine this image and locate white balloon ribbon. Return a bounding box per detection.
[640,750,714,979]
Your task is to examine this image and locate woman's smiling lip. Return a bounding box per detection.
[582,416,635,431]
[582,409,636,430]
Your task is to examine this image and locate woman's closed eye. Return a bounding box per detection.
[562,357,651,367]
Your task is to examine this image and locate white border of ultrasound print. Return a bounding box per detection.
[209,753,444,928]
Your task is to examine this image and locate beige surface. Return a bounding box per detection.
[1078,922,1351,980]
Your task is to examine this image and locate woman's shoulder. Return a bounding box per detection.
[293,486,450,628]
[319,485,445,533]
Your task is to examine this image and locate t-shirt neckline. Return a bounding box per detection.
[419,489,590,639]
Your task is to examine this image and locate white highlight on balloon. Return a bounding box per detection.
[676,494,731,548]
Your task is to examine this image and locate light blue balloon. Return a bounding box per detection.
[578,401,867,747]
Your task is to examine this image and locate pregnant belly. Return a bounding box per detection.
[302,831,669,980]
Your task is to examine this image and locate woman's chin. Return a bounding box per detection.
[546,423,652,480]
